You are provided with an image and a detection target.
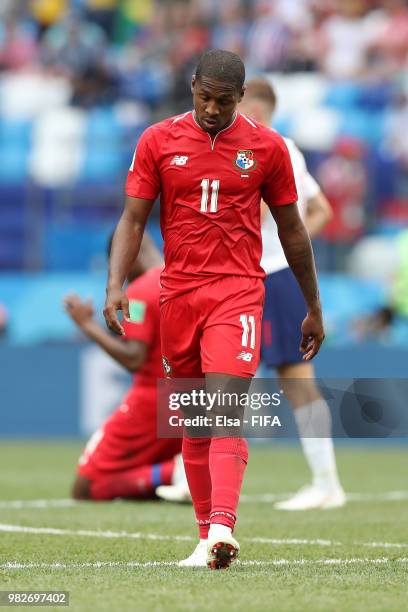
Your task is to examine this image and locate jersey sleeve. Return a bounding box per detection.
[121,283,156,346]
[261,136,298,208]
[125,127,161,201]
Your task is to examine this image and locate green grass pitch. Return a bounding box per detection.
[0,442,407,611]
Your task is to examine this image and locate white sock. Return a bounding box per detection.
[294,399,341,493]
[208,524,232,541]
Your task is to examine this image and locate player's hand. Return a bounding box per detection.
[300,310,325,361]
[103,286,130,336]
[63,294,94,328]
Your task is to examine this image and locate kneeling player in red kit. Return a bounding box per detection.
[65,233,183,501]
[104,50,324,568]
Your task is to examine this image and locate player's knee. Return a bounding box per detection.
[71,475,91,500]
[278,366,320,407]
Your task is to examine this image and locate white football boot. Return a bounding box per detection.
[274,484,346,511]
[156,454,191,503]
[206,524,240,570]
[178,539,208,567]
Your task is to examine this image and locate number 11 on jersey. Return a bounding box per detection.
[200,179,220,213]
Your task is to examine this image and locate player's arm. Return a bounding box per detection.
[105,126,160,336]
[104,196,154,336]
[64,294,147,372]
[271,203,324,360]
[304,191,333,238]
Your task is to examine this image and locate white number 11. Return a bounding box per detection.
[200,179,220,213]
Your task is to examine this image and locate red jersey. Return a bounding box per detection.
[126,111,297,302]
[121,267,162,389]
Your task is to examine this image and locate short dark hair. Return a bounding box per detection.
[195,49,245,92]
[244,77,277,110]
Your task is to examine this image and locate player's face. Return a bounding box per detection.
[191,75,244,135]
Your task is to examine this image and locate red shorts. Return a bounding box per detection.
[160,276,264,378]
[78,388,182,481]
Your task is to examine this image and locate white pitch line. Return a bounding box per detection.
[240,491,408,503]
[250,537,340,546]
[2,558,408,570]
[0,499,75,509]
[365,542,408,549]
[1,523,407,550]
[1,491,407,509]
[0,524,194,542]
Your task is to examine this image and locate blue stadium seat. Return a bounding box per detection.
[85,107,121,145]
[0,118,32,147]
[273,113,292,138]
[0,235,25,269]
[79,147,123,183]
[356,83,393,110]
[0,145,29,183]
[43,222,113,270]
[324,83,360,110]
[319,274,386,344]
[0,272,107,344]
[339,110,385,145]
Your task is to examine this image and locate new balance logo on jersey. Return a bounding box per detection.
[170,155,188,166]
[236,351,253,362]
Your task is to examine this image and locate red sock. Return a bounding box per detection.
[89,458,175,500]
[209,437,248,530]
[182,436,211,538]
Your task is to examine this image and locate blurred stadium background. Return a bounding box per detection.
[1,0,408,438]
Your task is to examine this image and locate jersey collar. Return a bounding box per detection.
[190,110,241,138]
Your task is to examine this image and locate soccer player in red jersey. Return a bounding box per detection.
[104,50,325,569]
[65,234,182,501]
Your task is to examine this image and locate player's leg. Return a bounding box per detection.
[74,401,183,500]
[275,362,345,510]
[73,458,179,500]
[262,268,344,510]
[201,276,263,569]
[71,474,91,499]
[160,295,212,566]
[86,458,177,500]
[205,373,250,569]
[155,453,191,503]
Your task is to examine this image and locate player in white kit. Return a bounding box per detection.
[241,78,346,510]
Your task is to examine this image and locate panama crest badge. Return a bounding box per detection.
[234,149,257,172]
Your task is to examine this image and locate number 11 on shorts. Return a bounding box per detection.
[240,314,255,349]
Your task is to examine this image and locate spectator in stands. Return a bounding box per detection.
[29,0,68,35]
[83,0,119,38]
[39,7,107,77]
[168,1,210,112]
[246,1,291,72]
[317,137,368,265]
[368,0,408,77]
[0,10,38,70]
[352,229,408,342]
[71,63,119,107]
[211,2,248,58]
[384,88,408,172]
[317,0,383,79]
